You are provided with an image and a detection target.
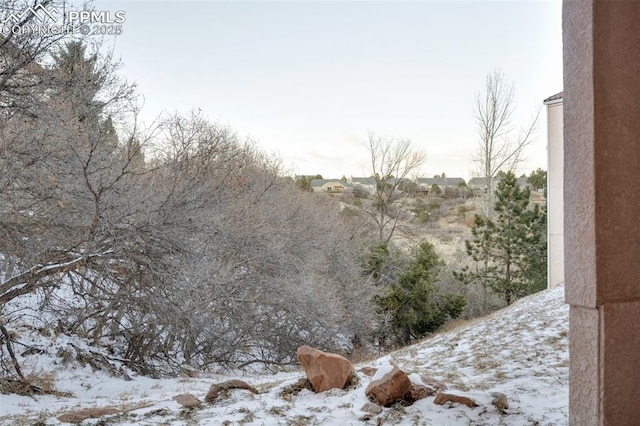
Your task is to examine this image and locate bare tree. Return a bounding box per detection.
[366,132,425,243]
[0,10,380,379]
[472,70,539,215]
[1,89,379,376]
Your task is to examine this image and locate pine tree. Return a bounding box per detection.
[51,42,121,158]
[527,168,547,192]
[521,203,548,294]
[456,171,547,306]
[51,41,106,122]
[380,241,466,344]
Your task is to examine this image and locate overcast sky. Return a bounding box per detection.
[98,0,562,180]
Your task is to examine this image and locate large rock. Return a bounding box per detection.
[296,345,354,392]
[365,366,412,407]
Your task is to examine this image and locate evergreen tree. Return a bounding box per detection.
[295,174,322,192]
[380,241,466,344]
[50,42,131,163]
[527,168,547,192]
[51,41,106,122]
[430,183,442,196]
[490,171,532,304]
[456,171,547,306]
[522,203,548,294]
[455,214,497,312]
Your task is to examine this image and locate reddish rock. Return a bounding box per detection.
[433,392,479,408]
[172,394,202,408]
[359,366,378,377]
[365,366,412,407]
[57,407,119,423]
[404,383,435,404]
[296,345,355,392]
[205,379,258,402]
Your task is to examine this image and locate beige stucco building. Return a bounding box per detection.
[564,2,640,423]
[544,92,564,289]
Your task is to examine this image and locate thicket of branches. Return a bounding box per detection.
[0,13,377,378]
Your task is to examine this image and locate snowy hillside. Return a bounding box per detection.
[0,286,568,425]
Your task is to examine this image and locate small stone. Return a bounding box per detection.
[433,392,479,408]
[57,407,119,423]
[205,380,258,403]
[360,402,383,414]
[172,394,201,409]
[359,366,378,377]
[491,392,509,412]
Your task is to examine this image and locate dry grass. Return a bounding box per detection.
[24,369,62,394]
[0,370,73,398]
[344,346,381,365]
[287,415,315,426]
[279,378,314,400]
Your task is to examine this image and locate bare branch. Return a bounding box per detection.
[366,132,425,243]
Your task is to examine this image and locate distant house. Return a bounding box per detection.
[417,177,465,191]
[310,179,352,193]
[468,177,492,188]
[468,177,498,196]
[516,176,530,189]
[389,177,414,189]
[468,175,529,195]
[294,174,319,181]
[350,176,377,194]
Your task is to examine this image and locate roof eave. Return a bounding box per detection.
[543,91,564,105]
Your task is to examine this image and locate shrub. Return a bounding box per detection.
[409,200,430,224]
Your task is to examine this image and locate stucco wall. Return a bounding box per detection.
[564,1,640,424]
[546,100,564,289]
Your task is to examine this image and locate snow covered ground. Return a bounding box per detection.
[0,285,568,425]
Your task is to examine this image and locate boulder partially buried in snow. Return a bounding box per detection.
[296,345,354,392]
[365,365,412,407]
